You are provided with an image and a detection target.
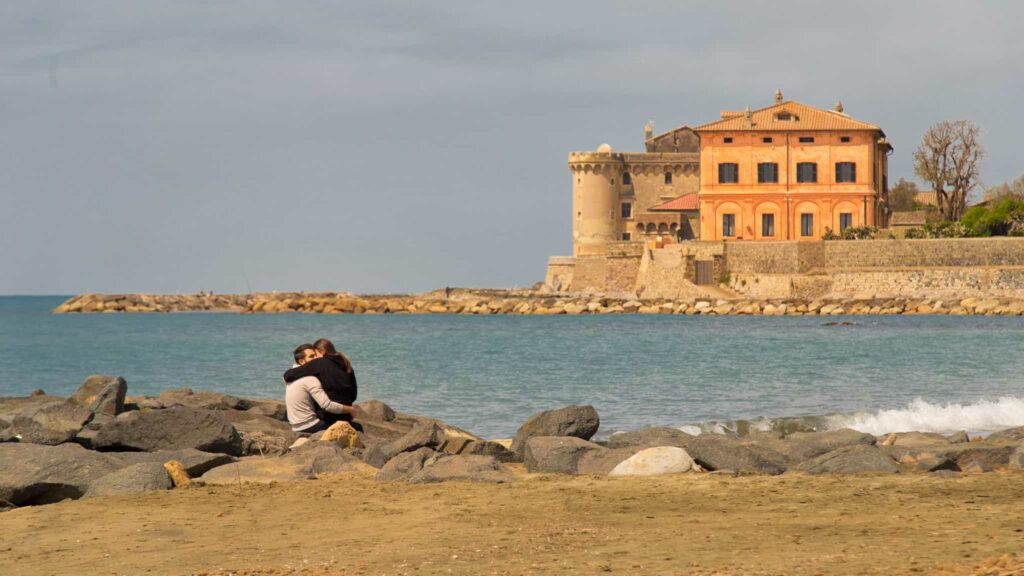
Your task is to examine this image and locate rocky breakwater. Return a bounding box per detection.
[54,289,1024,316]
[6,378,1024,512]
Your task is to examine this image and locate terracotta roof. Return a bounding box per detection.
[649,193,699,211]
[694,101,882,133]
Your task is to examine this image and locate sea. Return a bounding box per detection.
[2,296,1024,439]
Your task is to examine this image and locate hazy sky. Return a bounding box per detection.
[3,1,1023,294]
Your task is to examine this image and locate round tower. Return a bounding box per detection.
[568,144,623,256]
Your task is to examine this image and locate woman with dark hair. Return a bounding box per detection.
[283,338,359,427]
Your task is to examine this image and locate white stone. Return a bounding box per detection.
[609,446,695,477]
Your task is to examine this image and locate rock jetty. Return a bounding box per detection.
[53,290,1024,316]
[5,375,1024,511]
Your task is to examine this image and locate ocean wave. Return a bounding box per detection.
[835,397,1024,436]
[673,397,1024,438]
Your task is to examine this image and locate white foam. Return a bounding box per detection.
[836,396,1024,436]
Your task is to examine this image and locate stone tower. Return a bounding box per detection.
[568,143,625,256]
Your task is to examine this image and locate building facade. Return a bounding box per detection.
[695,92,892,241]
[568,124,700,256]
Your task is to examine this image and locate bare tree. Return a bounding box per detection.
[913,120,984,221]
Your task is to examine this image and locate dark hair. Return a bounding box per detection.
[293,343,315,364]
[313,338,353,373]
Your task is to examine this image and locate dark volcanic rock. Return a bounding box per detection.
[92,407,243,455]
[685,434,786,475]
[115,448,236,477]
[199,442,366,484]
[376,447,436,481]
[357,400,396,422]
[407,454,513,484]
[796,445,899,475]
[511,405,600,458]
[84,462,173,498]
[986,426,1024,443]
[942,444,1014,470]
[86,377,128,416]
[70,376,126,407]
[0,443,122,506]
[12,401,94,445]
[604,427,694,450]
[377,448,513,484]
[773,429,876,462]
[576,447,641,475]
[460,440,516,463]
[523,436,604,474]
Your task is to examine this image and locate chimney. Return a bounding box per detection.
[644,121,653,141]
[835,100,844,113]
[775,88,783,104]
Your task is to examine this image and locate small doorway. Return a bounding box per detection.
[695,260,715,285]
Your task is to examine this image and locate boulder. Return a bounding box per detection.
[376,447,436,482]
[115,448,236,477]
[946,430,970,444]
[459,440,516,463]
[227,414,298,456]
[92,407,243,456]
[246,401,288,421]
[604,427,693,450]
[0,443,122,506]
[11,401,94,445]
[69,376,125,407]
[772,429,876,462]
[407,454,514,484]
[796,445,900,475]
[86,377,128,416]
[83,462,173,498]
[199,442,373,484]
[365,420,482,467]
[609,446,696,477]
[1009,446,1024,470]
[523,436,604,474]
[942,444,1014,470]
[511,405,600,458]
[986,426,1024,443]
[881,431,950,449]
[356,400,396,422]
[685,434,785,475]
[576,447,641,475]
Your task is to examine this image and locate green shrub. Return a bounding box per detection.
[903,221,968,239]
[823,226,878,240]
[961,196,1024,236]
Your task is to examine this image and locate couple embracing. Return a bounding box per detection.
[284,338,361,434]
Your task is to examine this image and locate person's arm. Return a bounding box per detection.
[304,380,353,415]
[283,359,321,383]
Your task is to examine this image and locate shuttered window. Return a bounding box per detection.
[757,163,778,183]
[797,162,817,183]
[835,162,856,183]
[718,163,739,184]
[722,214,736,237]
[801,214,814,237]
[840,213,853,231]
[762,213,775,237]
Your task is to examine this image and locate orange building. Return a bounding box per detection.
[695,92,892,241]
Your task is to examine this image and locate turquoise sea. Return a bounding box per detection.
[2,296,1024,439]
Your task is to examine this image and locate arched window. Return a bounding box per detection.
[658,223,668,234]
[646,223,656,233]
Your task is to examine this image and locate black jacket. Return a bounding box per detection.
[283,355,358,406]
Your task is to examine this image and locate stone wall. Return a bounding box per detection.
[545,257,576,291]
[827,268,1024,299]
[822,237,1024,269]
[725,241,824,274]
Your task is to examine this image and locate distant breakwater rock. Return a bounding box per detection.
[54,290,1024,316]
[6,376,1024,511]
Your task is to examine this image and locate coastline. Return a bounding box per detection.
[51,289,1024,316]
[5,380,1024,575]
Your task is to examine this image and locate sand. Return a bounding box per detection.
[2,467,1023,576]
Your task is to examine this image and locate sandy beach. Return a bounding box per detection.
[3,467,1023,576]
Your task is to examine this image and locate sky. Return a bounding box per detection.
[3,1,1023,295]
